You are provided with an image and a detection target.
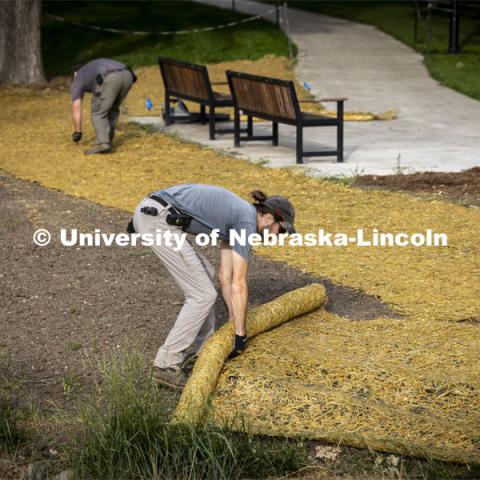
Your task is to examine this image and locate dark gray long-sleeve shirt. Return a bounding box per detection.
[71,58,126,101]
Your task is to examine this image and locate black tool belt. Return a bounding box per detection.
[104,67,128,76]
[150,194,174,210]
[96,69,124,85]
[126,65,137,83]
[97,66,137,85]
[150,195,192,230]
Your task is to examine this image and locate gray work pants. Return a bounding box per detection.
[133,197,217,370]
[91,70,133,145]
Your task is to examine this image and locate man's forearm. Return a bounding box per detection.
[219,245,248,340]
[230,282,248,336]
[71,100,82,131]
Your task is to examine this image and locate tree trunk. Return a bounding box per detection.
[0,0,46,85]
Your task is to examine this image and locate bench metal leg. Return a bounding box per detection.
[247,115,253,138]
[209,105,216,140]
[296,125,304,164]
[337,102,344,162]
[200,104,206,125]
[272,122,279,146]
[164,92,172,126]
[234,108,241,147]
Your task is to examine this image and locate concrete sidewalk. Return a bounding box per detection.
[132,0,480,176]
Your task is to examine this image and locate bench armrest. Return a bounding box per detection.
[299,98,347,104]
[319,97,348,102]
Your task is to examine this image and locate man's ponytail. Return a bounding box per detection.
[250,190,268,204]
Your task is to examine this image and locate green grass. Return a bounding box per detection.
[67,340,82,351]
[0,398,27,451]
[71,352,308,480]
[41,1,291,77]
[283,1,480,100]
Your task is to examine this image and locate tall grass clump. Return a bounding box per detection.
[0,398,27,451]
[72,352,308,479]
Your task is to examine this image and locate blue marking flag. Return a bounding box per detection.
[303,81,312,92]
[145,97,153,111]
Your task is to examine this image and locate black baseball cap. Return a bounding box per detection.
[263,195,296,234]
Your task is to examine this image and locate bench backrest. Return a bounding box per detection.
[226,71,300,122]
[158,57,212,102]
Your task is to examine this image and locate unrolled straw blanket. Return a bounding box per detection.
[172,283,327,426]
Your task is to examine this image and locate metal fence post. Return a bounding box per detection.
[427,2,432,58]
[283,2,293,59]
[448,0,460,54]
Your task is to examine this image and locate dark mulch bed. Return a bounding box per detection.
[354,167,480,207]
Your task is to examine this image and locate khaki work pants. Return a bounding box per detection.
[133,197,217,370]
[91,70,133,145]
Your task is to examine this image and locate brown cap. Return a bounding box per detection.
[263,195,296,234]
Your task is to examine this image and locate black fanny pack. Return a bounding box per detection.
[148,194,192,230]
[126,194,193,234]
[166,212,192,230]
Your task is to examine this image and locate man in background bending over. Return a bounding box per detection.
[71,58,136,154]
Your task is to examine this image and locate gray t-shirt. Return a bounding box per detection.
[71,58,126,101]
[156,184,257,260]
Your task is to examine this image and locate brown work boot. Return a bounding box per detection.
[84,143,112,155]
[179,352,198,375]
[152,367,187,390]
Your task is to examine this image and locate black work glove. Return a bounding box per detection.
[72,131,82,143]
[228,334,247,359]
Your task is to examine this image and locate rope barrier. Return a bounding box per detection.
[44,7,277,36]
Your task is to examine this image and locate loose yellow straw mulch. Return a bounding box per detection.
[0,86,476,323]
[175,283,480,464]
[173,284,327,426]
[0,58,479,463]
[126,56,398,121]
[208,310,480,464]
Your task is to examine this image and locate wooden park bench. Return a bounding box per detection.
[158,56,236,140]
[226,70,346,163]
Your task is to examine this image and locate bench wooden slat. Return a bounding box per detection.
[230,76,297,121]
[158,57,236,140]
[161,62,210,102]
[227,70,345,164]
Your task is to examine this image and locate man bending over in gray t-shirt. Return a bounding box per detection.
[131,183,296,389]
[70,58,136,155]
